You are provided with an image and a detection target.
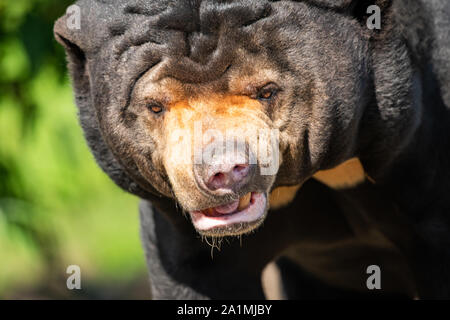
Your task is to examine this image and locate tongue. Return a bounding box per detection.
[214,200,239,214]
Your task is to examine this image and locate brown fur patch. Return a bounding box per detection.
[269,185,301,210]
[166,95,264,131]
[161,93,272,212]
[313,157,366,189]
[262,262,284,300]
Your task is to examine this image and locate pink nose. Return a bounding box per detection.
[205,164,250,191]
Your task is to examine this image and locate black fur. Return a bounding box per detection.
[55,0,450,299]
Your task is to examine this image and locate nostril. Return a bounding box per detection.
[214,172,225,180]
[232,164,250,181]
[204,165,250,191]
[208,172,227,189]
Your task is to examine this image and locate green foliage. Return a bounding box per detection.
[0,1,146,298]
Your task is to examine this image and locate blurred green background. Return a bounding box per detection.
[0,0,148,299]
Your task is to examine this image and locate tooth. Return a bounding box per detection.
[238,192,251,211]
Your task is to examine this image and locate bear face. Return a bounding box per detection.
[54,0,419,237]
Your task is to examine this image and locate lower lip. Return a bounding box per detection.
[190,192,267,231]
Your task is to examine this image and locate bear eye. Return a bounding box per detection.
[147,102,164,114]
[257,83,279,101]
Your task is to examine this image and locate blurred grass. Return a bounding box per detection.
[0,1,147,298]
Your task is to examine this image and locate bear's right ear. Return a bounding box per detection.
[53,4,163,201]
[54,7,87,83]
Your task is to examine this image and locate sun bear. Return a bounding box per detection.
[54,0,450,299]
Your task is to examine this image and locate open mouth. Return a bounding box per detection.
[190,192,267,234]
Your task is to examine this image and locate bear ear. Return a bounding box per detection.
[304,0,392,23]
[53,4,163,201]
[302,0,353,10]
[54,10,91,115]
[304,0,391,11]
[54,9,86,72]
[347,0,392,24]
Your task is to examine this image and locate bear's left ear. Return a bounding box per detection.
[305,0,392,25]
[347,0,392,26]
[304,0,391,11]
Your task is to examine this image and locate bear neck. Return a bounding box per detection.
[371,62,450,216]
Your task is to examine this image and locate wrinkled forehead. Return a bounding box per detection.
[109,0,273,69]
[84,0,291,110]
[122,1,278,99]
